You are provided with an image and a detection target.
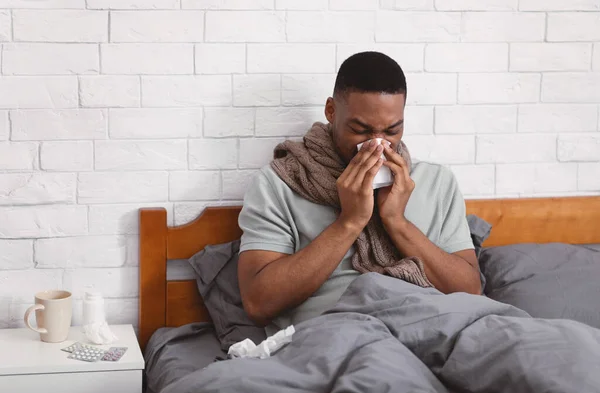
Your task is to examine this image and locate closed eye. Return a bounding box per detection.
[349,127,370,135]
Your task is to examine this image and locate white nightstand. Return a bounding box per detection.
[0,324,145,393]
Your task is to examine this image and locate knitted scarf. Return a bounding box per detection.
[270,122,433,288]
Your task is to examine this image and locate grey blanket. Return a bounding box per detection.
[163,273,600,393]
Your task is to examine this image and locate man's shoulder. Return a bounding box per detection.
[411,160,457,190]
[251,164,287,192]
[243,164,296,204]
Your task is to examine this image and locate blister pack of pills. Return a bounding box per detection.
[67,345,106,362]
[62,342,128,363]
[101,347,128,362]
[61,342,83,353]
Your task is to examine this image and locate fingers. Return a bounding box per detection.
[362,157,383,190]
[383,159,415,192]
[340,140,381,185]
[353,144,384,188]
[338,140,372,183]
[383,143,411,180]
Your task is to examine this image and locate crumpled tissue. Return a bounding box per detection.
[228,325,295,359]
[83,321,118,345]
[356,138,394,189]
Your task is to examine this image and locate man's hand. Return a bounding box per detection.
[336,139,384,232]
[377,142,415,225]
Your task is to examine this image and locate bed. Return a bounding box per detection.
[138,196,600,393]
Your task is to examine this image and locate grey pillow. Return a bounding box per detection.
[470,219,600,330]
[188,239,267,351]
[467,214,492,293]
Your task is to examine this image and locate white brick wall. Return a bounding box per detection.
[204,107,254,137]
[78,172,169,203]
[437,0,518,11]
[255,107,325,136]
[183,0,272,10]
[41,141,94,171]
[425,43,508,72]
[286,12,374,43]
[518,104,598,133]
[496,163,578,194]
[169,171,221,200]
[109,108,203,139]
[406,73,457,105]
[88,203,173,235]
[558,134,600,162]
[510,43,592,72]
[459,73,541,104]
[462,12,545,42]
[87,0,178,9]
[247,44,336,73]
[0,205,87,238]
[196,44,245,74]
[275,0,327,10]
[0,1,83,8]
[376,12,461,42]
[0,240,33,270]
[205,11,285,42]
[547,13,600,42]
[519,0,600,11]
[2,44,99,75]
[0,2,599,329]
[189,138,237,169]
[94,140,187,171]
[0,142,38,170]
[35,235,137,268]
[0,10,10,41]
[13,10,108,42]
[0,77,78,109]
[233,74,281,106]
[542,73,600,103]
[11,109,107,140]
[111,11,204,43]
[79,76,140,108]
[101,44,194,74]
[0,111,8,140]
[0,173,76,205]
[142,76,232,107]
[435,106,517,134]
[379,0,433,10]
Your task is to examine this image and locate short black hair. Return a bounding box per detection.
[333,51,407,98]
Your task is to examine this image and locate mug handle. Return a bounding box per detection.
[24,304,48,334]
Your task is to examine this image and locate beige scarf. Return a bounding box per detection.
[270,122,433,288]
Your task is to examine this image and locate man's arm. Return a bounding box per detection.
[239,140,386,326]
[382,219,481,295]
[377,142,481,295]
[238,219,362,326]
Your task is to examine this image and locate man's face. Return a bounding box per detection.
[325,92,406,164]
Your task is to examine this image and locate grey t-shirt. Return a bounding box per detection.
[238,159,474,334]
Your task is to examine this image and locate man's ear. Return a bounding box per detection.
[324,97,335,124]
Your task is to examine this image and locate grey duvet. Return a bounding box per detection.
[163,273,600,393]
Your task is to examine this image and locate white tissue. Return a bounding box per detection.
[356,138,394,189]
[228,325,295,359]
[83,321,118,345]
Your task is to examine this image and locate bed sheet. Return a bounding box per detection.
[144,322,227,393]
[160,273,600,393]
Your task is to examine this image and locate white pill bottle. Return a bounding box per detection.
[83,291,106,326]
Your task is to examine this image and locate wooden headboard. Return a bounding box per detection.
[138,196,600,351]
